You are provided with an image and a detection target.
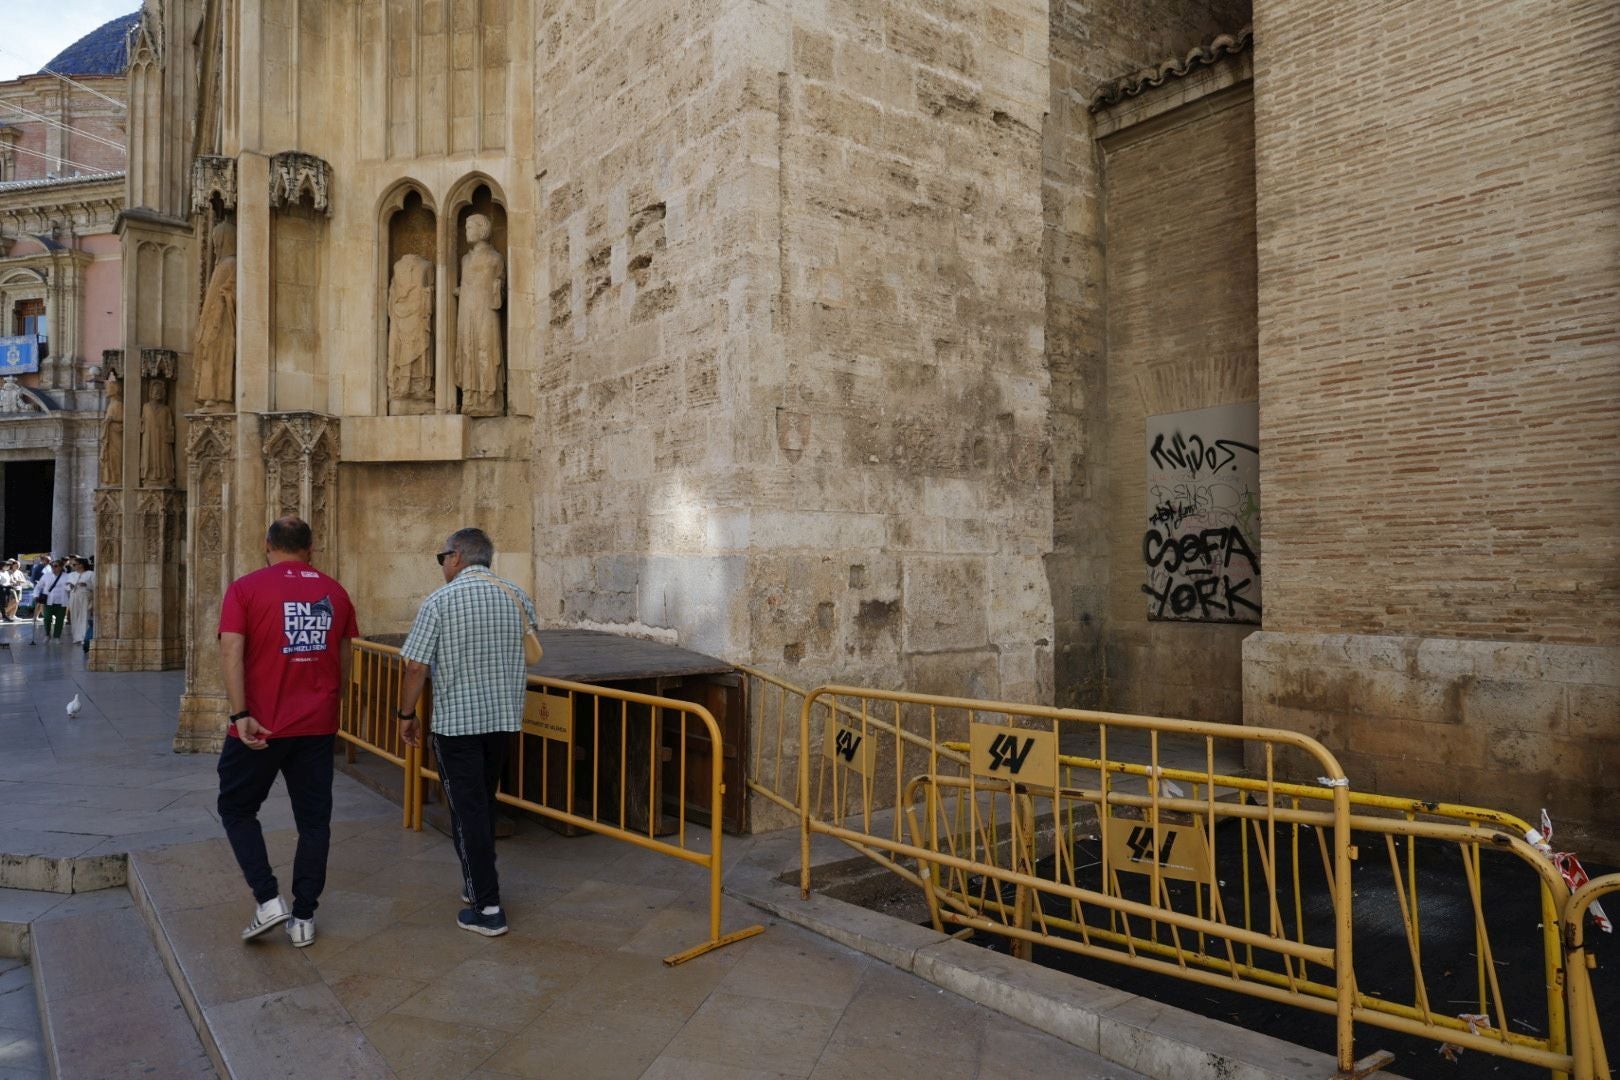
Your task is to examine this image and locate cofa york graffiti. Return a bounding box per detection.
[1143,403,1261,624]
[282,596,336,655]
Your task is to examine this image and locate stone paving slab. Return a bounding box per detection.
[126,818,1147,1080]
[1,633,1261,1080]
[29,902,214,1079]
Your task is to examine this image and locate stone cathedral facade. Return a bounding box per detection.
[98,0,1619,850]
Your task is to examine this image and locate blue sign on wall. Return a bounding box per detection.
[0,336,40,374]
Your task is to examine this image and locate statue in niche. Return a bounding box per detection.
[387,253,435,414]
[454,213,505,417]
[139,380,175,486]
[193,221,238,412]
[100,372,123,486]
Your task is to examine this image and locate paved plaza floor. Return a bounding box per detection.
[0,632,1146,1079]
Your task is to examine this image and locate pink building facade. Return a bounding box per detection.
[0,51,129,560]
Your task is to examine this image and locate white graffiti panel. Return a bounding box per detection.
[1143,402,1260,623]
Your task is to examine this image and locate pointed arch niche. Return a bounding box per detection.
[377,181,438,416]
[442,175,508,417]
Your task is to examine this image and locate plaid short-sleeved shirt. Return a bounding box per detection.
[400,566,539,737]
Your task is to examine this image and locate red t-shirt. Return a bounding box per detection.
[218,562,358,739]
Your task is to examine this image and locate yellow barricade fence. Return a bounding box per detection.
[342,639,422,828]
[345,641,763,966]
[789,683,1612,1079]
[1565,873,1618,1080]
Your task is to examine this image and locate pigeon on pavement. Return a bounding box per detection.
[65,694,81,718]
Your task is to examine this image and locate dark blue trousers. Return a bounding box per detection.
[433,732,508,910]
[217,734,334,920]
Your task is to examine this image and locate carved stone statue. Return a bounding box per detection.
[100,373,123,486]
[140,380,175,486]
[387,253,435,414]
[193,222,237,412]
[454,213,505,417]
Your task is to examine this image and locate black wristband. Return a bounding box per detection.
[229,710,251,722]
[396,708,415,720]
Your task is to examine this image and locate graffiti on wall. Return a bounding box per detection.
[1143,402,1260,623]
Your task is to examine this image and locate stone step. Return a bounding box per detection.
[126,847,394,1080]
[29,902,216,1079]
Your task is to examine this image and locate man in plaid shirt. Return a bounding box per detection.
[397,527,539,936]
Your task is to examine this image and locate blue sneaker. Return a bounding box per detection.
[457,907,508,937]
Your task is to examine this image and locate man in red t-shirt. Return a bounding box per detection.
[217,516,357,949]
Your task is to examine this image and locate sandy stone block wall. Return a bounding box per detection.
[1044,0,1253,708]
[532,0,780,659]
[751,0,1055,703]
[1245,632,1620,858]
[339,458,533,634]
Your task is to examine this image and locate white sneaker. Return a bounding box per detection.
[286,917,315,948]
[242,896,291,940]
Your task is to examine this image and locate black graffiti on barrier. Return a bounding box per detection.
[834,729,862,764]
[1125,825,1177,866]
[1141,525,1261,620]
[1149,431,1258,479]
[986,733,1036,775]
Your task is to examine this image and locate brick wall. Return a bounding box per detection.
[1253,0,1620,643]
[1045,0,1253,708]
[0,76,126,179]
[1098,78,1257,724]
[1248,0,1620,854]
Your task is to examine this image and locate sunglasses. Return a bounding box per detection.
[435,549,455,566]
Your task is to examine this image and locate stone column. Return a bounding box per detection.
[90,351,122,670]
[50,442,73,555]
[175,413,235,752]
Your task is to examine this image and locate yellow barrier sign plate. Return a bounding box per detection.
[969,723,1057,785]
[523,692,571,742]
[823,717,877,778]
[1105,815,1213,884]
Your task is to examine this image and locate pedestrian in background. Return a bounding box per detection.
[216,516,357,949]
[397,527,539,938]
[69,557,95,654]
[40,559,72,642]
[0,559,23,621]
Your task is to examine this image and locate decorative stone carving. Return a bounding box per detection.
[0,377,45,414]
[183,414,235,723]
[140,348,177,381]
[185,416,234,562]
[193,222,237,412]
[126,7,162,68]
[135,488,183,565]
[387,253,435,414]
[101,349,123,380]
[455,213,505,417]
[267,152,333,216]
[262,413,339,557]
[190,155,238,215]
[139,380,176,486]
[100,371,123,485]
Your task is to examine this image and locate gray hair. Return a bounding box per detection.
[446,527,493,567]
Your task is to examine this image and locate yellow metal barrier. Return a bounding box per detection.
[342,639,422,828]
[347,640,763,966]
[1564,873,1617,1080]
[790,682,1604,1077]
